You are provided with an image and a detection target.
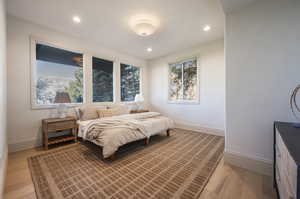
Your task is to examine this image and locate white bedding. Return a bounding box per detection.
[77,112,174,158]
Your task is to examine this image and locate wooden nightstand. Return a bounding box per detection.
[42,117,77,150]
[130,110,149,114]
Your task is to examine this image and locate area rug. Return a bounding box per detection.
[28,129,224,199]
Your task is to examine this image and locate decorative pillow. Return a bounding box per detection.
[107,105,130,114]
[116,105,130,115]
[97,108,119,118]
[79,105,107,121]
[97,106,130,118]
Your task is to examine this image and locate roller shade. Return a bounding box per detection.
[36,43,83,67]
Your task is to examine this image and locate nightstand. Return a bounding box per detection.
[130,110,149,114]
[42,117,77,150]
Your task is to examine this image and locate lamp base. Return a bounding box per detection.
[57,104,68,118]
[58,113,67,118]
[292,123,300,128]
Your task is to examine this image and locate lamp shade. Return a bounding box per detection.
[135,94,144,102]
[54,92,71,104]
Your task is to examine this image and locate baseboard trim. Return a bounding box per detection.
[9,123,224,152]
[175,122,224,136]
[224,151,273,176]
[8,138,41,153]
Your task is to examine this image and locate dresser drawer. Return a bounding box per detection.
[277,179,287,199]
[276,163,296,199]
[276,144,284,170]
[47,120,76,132]
[276,129,298,199]
[284,172,297,199]
[286,148,298,196]
[276,130,288,173]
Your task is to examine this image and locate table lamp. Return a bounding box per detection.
[54,91,71,118]
[135,94,144,111]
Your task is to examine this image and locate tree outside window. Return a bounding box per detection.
[35,43,83,105]
[92,57,114,102]
[168,58,198,102]
[120,64,140,102]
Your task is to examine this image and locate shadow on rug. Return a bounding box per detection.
[28,129,224,199]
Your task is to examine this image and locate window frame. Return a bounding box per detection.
[119,62,142,103]
[167,57,200,104]
[91,55,116,104]
[30,36,86,109]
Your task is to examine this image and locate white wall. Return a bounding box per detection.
[7,16,148,152]
[0,0,7,197]
[148,40,225,134]
[225,0,300,163]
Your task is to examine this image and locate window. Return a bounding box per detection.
[34,43,83,106]
[120,63,140,102]
[168,58,198,102]
[92,57,114,102]
[31,38,144,108]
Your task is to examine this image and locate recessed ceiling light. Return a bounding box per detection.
[147,47,153,52]
[73,16,81,23]
[203,25,211,32]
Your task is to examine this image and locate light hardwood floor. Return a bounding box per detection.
[3,144,277,199]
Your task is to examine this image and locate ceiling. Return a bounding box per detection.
[220,0,257,13]
[7,0,225,60]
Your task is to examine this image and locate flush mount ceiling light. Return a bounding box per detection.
[147,47,153,52]
[133,20,156,36]
[203,25,211,32]
[73,16,81,23]
[129,15,160,37]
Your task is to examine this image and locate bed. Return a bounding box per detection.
[77,111,174,159]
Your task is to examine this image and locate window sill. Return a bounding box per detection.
[91,102,114,106]
[120,101,137,104]
[167,100,200,105]
[31,103,82,110]
[31,101,139,110]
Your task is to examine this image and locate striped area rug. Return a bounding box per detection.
[28,129,224,199]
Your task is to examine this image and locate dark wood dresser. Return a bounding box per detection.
[274,122,300,199]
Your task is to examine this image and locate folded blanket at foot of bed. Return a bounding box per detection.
[80,112,174,158]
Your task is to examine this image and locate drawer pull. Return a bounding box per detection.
[276,145,281,158]
[277,153,281,158]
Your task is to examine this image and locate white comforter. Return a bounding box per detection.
[78,112,174,158]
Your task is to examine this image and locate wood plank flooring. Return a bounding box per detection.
[3,144,277,199]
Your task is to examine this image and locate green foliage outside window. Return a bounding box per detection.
[65,68,84,103]
[169,59,198,101]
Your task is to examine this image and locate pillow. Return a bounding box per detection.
[97,109,118,118]
[79,105,107,121]
[97,106,130,118]
[116,105,130,115]
[107,105,130,114]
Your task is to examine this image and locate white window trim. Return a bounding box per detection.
[119,62,143,103]
[30,36,144,109]
[30,36,86,109]
[167,57,200,104]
